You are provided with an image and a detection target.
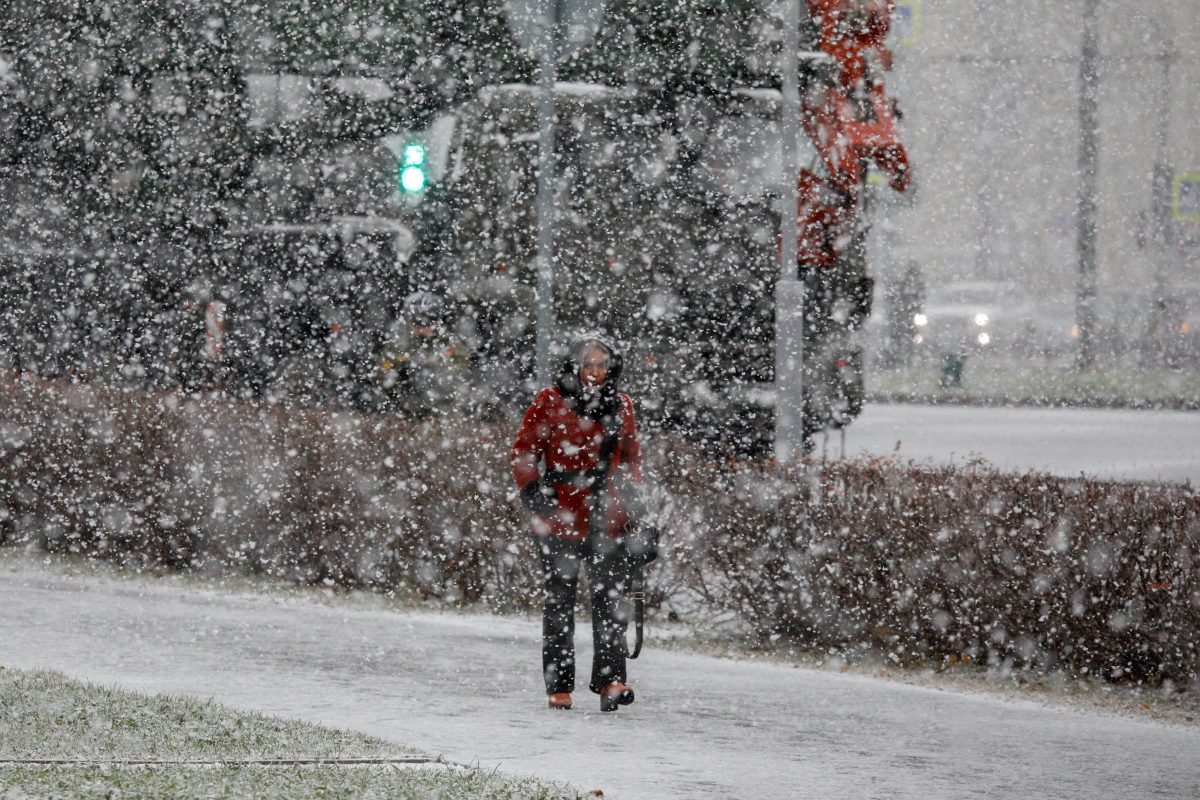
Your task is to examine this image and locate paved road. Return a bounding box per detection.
[2,565,1198,799]
[822,403,1200,484]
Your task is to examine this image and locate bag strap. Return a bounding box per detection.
[592,402,624,491]
[625,565,645,659]
[588,404,646,660]
[584,409,623,538]
[593,417,622,492]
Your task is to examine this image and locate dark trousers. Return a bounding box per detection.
[536,533,632,695]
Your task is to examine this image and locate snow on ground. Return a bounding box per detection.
[837,403,1200,484]
[3,562,1198,799]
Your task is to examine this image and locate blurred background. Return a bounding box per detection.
[0,0,1197,449]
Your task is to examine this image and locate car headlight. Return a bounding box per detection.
[974,313,989,327]
[913,313,928,327]
[978,332,991,346]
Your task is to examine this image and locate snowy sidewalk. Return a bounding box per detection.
[2,564,1198,799]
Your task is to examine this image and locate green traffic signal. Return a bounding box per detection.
[399,142,427,194]
[400,165,427,193]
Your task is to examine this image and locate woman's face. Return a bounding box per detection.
[580,346,610,387]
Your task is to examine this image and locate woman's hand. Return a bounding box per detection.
[520,480,557,516]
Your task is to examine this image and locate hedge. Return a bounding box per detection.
[2,373,1197,685]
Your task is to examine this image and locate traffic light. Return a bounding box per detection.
[399,142,428,194]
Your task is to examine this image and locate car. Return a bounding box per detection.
[914,280,1031,355]
[1022,292,1079,358]
[1177,285,1200,364]
[1138,284,1200,366]
[1018,288,1200,363]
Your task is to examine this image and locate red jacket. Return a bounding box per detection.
[510,387,643,539]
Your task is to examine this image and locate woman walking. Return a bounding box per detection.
[510,333,643,712]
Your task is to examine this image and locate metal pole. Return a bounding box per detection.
[1151,21,1173,331]
[534,0,560,386]
[775,0,805,463]
[1075,0,1100,370]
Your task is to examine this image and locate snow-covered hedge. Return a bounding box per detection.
[2,373,1198,686]
[0,373,538,607]
[667,455,1200,685]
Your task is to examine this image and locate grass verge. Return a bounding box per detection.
[868,355,1200,409]
[0,667,581,799]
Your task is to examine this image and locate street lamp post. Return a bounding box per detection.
[1075,0,1100,370]
[505,0,604,385]
[534,0,561,386]
[775,0,805,464]
[1150,18,1175,345]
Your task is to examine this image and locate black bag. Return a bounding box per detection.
[623,520,659,565]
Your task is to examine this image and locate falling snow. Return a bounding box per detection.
[2,2,1199,796]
